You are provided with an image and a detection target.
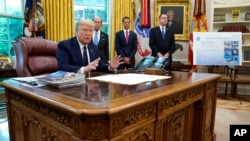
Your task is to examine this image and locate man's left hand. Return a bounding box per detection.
[108,55,124,70]
[164,53,169,58]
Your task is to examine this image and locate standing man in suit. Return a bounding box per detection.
[149,13,176,70]
[115,16,138,70]
[56,20,123,74]
[92,17,109,63]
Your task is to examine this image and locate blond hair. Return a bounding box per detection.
[75,20,94,32]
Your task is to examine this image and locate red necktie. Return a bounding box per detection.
[125,31,129,44]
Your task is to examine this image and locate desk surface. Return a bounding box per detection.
[0,71,221,141]
[0,71,220,115]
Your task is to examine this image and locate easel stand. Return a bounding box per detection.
[208,65,242,104]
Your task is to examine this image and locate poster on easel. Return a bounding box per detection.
[193,32,242,66]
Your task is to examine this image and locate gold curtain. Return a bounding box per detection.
[111,0,136,59]
[42,0,74,42]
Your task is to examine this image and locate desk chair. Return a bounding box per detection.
[13,37,58,77]
[233,65,250,103]
[208,66,234,98]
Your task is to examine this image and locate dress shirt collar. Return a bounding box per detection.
[94,30,100,34]
[76,37,88,49]
[160,26,166,30]
[124,29,129,33]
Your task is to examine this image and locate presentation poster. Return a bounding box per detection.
[193,32,242,66]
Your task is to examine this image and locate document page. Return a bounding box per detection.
[87,73,171,85]
[193,32,242,66]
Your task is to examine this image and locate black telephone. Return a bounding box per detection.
[134,57,169,72]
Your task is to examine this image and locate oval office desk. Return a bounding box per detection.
[0,71,221,141]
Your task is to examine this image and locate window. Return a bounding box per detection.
[74,0,109,34]
[0,0,23,58]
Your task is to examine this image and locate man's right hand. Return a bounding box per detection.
[157,52,163,57]
[84,58,100,73]
[123,57,130,64]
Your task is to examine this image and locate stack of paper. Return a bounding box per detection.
[87,73,171,85]
[37,71,85,88]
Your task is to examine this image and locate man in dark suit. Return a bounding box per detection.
[56,20,123,74]
[115,16,138,70]
[92,17,109,63]
[149,13,176,70]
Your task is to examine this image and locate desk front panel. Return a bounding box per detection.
[0,71,221,141]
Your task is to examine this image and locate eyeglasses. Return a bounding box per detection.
[160,17,168,19]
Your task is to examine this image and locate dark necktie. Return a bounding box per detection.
[82,46,88,66]
[162,28,165,39]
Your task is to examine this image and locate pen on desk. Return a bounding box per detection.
[14,80,38,86]
[26,81,38,86]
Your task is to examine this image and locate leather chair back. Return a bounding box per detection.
[13,37,58,77]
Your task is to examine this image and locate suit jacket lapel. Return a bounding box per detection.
[72,38,84,65]
[99,32,105,46]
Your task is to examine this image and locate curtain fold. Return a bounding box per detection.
[111,0,136,59]
[42,0,74,42]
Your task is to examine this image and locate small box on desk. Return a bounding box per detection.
[144,68,164,75]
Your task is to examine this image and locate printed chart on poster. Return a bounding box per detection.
[193,32,242,66]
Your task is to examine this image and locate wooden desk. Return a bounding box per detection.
[0,71,221,141]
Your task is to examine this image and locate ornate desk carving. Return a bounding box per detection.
[0,71,221,141]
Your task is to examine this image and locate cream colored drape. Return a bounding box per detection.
[42,0,74,42]
[111,0,136,59]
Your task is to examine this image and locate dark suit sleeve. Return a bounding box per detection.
[56,40,82,73]
[129,32,138,59]
[168,29,176,54]
[104,33,109,62]
[149,28,160,56]
[115,31,125,57]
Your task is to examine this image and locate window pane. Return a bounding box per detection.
[6,0,22,16]
[74,5,84,21]
[97,8,107,22]
[0,17,8,40]
[101,25,108,34]
[82,0,106,6]
[0,0,6,13]
[9,18,23,40]
[75,0,83,4]
[85,8,95,20]
[74,0,109,33]
[0,41,9,56]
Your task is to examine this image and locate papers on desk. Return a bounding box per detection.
[12,76,45,87]
[37,71,85,88]
[12,71,85,88]
[87,73,171,85]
